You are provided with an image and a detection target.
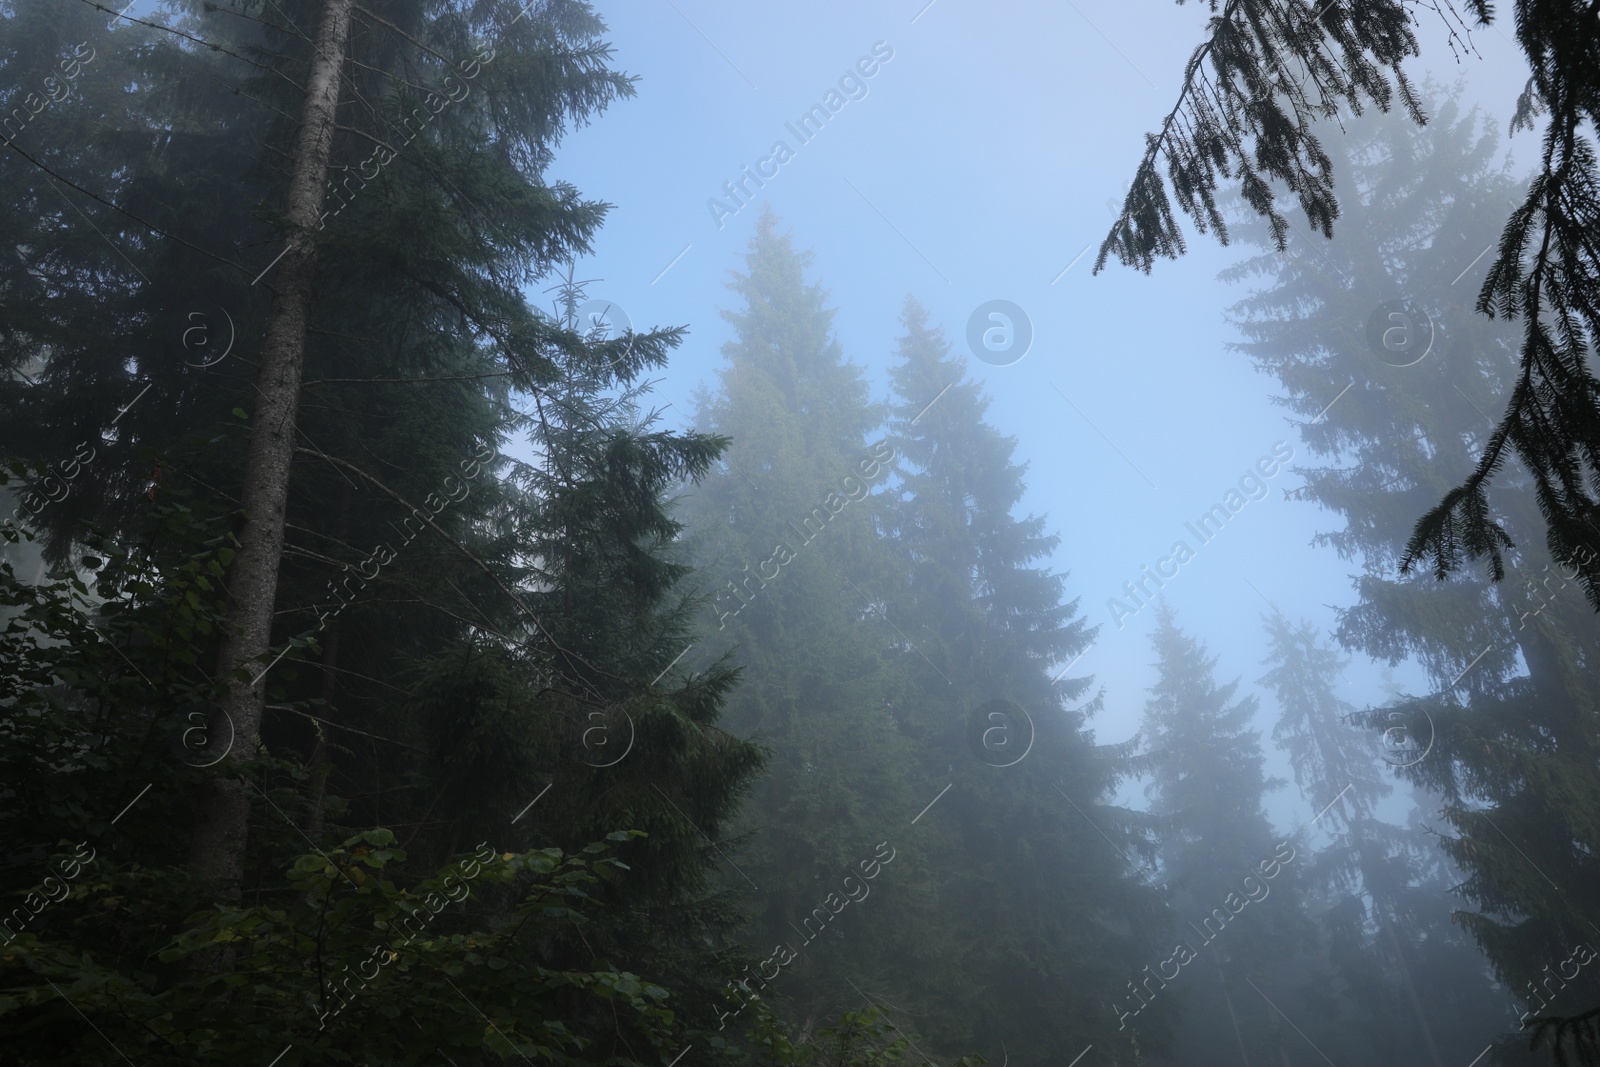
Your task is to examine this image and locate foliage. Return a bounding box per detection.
[878,298,1166,1062]
[1261,613,1505,1064]
[736,1000,986,1067]
[1102,0,1600,609]
[1135,604,1323,1065]
[1226,90,1600,1064]
[0,826,683,1066]
[678,211,932,1039]
[0,479,246,873]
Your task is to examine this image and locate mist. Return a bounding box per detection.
[2,1,1597,1065]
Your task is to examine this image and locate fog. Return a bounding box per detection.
[2,1,1597,1065]
[551,5,1532,809]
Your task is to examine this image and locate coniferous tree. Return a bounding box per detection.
[678,211,935,1041]
[1098,0,1600,604]
[0,488,691,1066]
[459,270,767,1042]
[0,2,770,1059]
[1260,612,1506,1066]
[876,298,1167,1063]
[1225,93,1600,1063]
[1135,604,1324,1067]
[0,0,651,892]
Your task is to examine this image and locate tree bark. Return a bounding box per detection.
[1384,919,1444,1067]
[1214,954,1252,1067]
[306,485,350,840]
[305,619,340,840]
[189,0,356,894]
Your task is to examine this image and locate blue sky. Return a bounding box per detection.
[549,0,1535,809]
[99,0,1534,823]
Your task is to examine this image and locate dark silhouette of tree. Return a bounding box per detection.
[1100,0,1600,611]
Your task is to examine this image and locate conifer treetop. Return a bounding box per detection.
[1101,0,1600,610]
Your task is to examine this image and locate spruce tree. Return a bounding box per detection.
[678,211,934,1041]
[0,0,647,892]
[1225,93,1600,1063]
[0,483,696,1066]
[1260,612,1505,1066]
[1136,604,1327,1066]
[877,298,1167,1063]
[0,2,773,1058]
[440,270,767,1043]
[1097,0,1600,605]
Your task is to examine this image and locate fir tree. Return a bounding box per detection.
[471,269,768,1042]
[0,2,773,1058]
[0,0,645,891]
[679,211,932,1040]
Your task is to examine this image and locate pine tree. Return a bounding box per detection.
[0,485,692,1066]
[0,0,645,892]
[0,2,775,1058]
[448,270,768,1042]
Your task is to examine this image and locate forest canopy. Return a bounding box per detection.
[2,2,1598,1066]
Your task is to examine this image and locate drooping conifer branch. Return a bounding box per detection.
[1106,0,1600,611]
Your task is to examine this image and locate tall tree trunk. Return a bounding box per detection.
[189,0,356,893]
[306,485,350,840]
[1214,955,1252,1067]
[1384,920,1444,1067]
[305,619,340,840]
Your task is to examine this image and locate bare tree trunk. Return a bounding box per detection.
[305,485,350,840]
[189,0,356,893]
[305,620,339,840]
[1385,920,1444,1067]
[1214,954,1252,1067]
